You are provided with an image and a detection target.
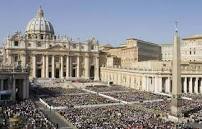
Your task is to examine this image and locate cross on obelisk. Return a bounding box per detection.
[170,21,182,117]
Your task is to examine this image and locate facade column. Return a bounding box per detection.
[77,55,80,78]
[152,77,155,92]
[195,77,199,94]
[183,77,187,93]
[165,77,169,93]
[85,54,90,79]
[46,55,49,78]
[69,56,72,77]
[168,77,171,93]
[94,56,100,81]
[146,77,149,91]
[32,55,36,78]
[189,77,193,94]
[154,76,159,93]
[60,56,64,78]
[127,75,130,88]
[66,56,69,78]
[51,55,55,78]
[42,55,46,78]
[159,77,162,93]
[118,74,121,86]
[142,76,147,91]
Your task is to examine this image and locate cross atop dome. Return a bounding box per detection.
[36,6,44,18]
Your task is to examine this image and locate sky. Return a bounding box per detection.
[0,0,202,46]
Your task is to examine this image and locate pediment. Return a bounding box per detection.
[47,44,68,51]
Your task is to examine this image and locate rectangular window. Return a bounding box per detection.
[14,54,18,62]
[14,41,19,46]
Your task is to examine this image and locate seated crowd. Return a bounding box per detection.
[43,94,115,107]
[1,99,56,129]
[85,85,131,92]
[142,99,202,114]
[104,91,167,102]
[32,87,85,96]
[58,105,178,129]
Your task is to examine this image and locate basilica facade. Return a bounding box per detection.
[3,7,100,80]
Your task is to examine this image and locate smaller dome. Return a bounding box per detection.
[25,7,54,36]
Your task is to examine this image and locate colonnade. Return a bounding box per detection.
[32,54,100,80]
[101,68,202,94]
[0,77,29,101]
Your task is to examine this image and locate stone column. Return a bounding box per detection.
[142,76,146,91]
[66,56,69,78]
[168,77,171,93]
[69,56,72,77]
[21,55,26,67]
[46,55,49,78]
[51,55,55,78]
[165,77,171,94]
[146,77,149,91]
[127,75,130,88]
[154,76,159,93]
[32,55,36,78]
[159,77,162,93]
[195,77,199,94]
[85,55,90,79]
[60,56,64,78]
[151,77,155,92]
[42,55,46,78]
[77,56,80,78]
[117,74,121,85]
[94,56,100,81]
[189,77,193,94]
[183,77,187,93]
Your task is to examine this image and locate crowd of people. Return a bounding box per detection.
[33,87,85,96]
[142,99,202,114]
[1,99,57,129]
[43,94,115,107]
[29,80,202,129]
[104,91,167,102]
[58,105,178,129]
[86,85,131,92]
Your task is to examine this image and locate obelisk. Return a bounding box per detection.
[170,22,182,117]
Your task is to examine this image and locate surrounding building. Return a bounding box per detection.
[2,7,100,80]
[0,65,29,102]
[101,60,202,94]
[101,38,161,68]
[161,34,202,62]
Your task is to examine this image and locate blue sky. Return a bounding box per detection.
[0,0,202,46]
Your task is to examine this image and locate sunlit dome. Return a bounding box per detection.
[25,7,54,36]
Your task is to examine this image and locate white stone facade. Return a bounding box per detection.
[161,34,202,62]
[101,61,202,95]
[2,7,100,80]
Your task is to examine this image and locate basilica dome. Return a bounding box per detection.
[25,7,54,37]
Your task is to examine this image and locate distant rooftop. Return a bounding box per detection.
[183,34,202,40]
